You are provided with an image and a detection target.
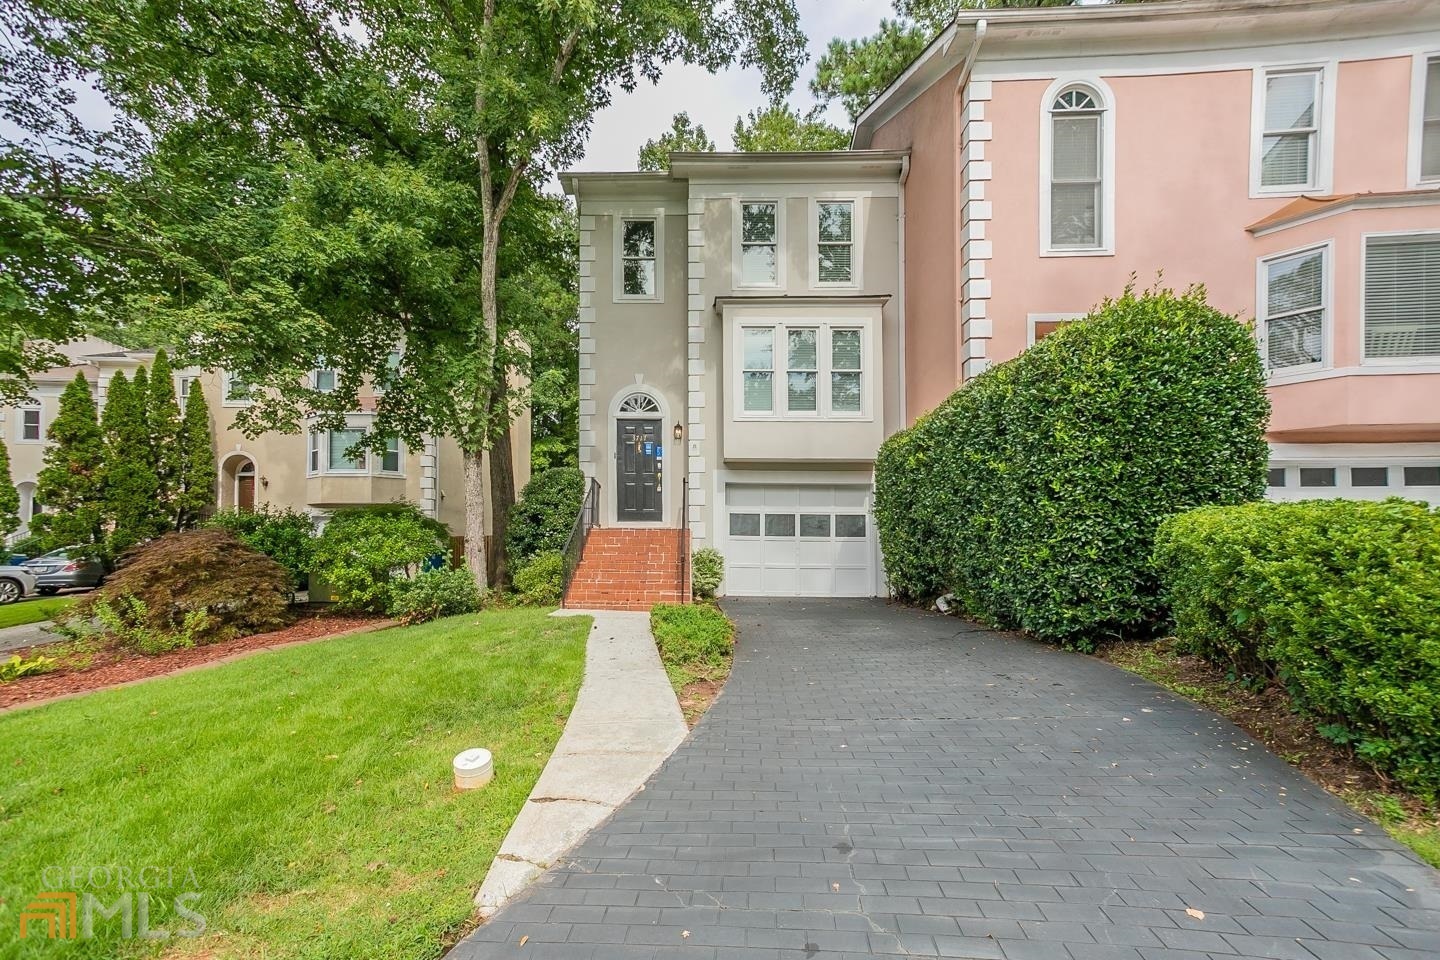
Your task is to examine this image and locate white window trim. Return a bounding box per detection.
[1257,239,1333,381]
[1359,228,1440,367]
[177,376,200,413]
[1409,52,1440,189]
[313,367,336,392]
[1026,312,1087,346]
[611,211,665,304]
[1249,62,1336,198]
[732,199,785,289]
[305,421,403,477]
[809,198,863,289]
[733,321,872,422]
[1038,76,1117,258]
[222,371,252,408]
[16,405,43,444]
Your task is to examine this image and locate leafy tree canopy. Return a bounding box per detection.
[8,0,807,585]
[637,112,717,171]
[732,102,850,152]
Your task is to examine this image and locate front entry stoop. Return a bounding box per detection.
[562,528,687,611]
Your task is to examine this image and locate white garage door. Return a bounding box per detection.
[723,484,876,597]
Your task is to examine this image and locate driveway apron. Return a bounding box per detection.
[454,598,1440,960]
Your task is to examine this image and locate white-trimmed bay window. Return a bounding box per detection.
[739,202,780,286]
[1255,67,1324,193]
[1364,233,1440,361]
[738,323,866,419]
[815,201,855,285]
[1260,244,1328,373]
[380,436,402,473]
[328,428,366,472]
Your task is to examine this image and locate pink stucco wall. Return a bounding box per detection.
[871,64,962,421]
[876,54,1440,441]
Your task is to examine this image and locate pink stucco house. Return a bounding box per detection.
[855,0,1440,505]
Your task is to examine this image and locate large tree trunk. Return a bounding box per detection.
[487,414,516,589]
[463,446,489,589]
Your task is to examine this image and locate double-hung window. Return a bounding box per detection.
[1261,246,1327,373]
[313,367,336,392]
[1364,233,1440,361]
[20,407,41,441]
[177,376,199,412]
[738,324,866,418]
[328,428,366,472]
[742,327,775,414]
[740,202,779,286]
[225,372,252,403]
[1420,56,1440,183]
[1258,68,1322,192]
[308,430,322,474]
[816,201,855,285]
[1048,86,1105,250]
[381,437,402,473]
[620,218,657,298]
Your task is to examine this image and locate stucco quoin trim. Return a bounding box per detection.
[961,79,994,383]
[578,214,598,479]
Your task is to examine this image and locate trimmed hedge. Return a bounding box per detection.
[506,467,585,569]
[1155,499,1440,796]
[875,285,1269,649]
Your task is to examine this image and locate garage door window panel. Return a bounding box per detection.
[729,513,761,537]
[799,514,831,537]
[836,515,867,538]
[764,514,796,537]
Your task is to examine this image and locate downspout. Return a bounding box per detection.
[897,155,910,427]
[953,19,987,386]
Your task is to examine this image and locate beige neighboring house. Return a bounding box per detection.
[562,152,906,599]
[3,337,529,546]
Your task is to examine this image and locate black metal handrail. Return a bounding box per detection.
[560,478,600,606]
[678,476,690,603]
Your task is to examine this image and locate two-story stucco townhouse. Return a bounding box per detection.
[855,0,1440,508]
[561,154,905,603]
[3,338,527,554]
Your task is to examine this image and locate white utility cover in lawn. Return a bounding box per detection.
[723,483,877,597]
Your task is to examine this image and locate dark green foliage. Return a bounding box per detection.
[0,441,19,539]
[691,547,724,600]
[389,566,481,624]
[651,603,734,673]
[176,379,216,529]
[874,286,1270,649]
[313,503,448,613]
[506,467,585,569]
[100,368,164,554]
[65,528,292,648]
[513,550,565,606]
[1155,499,1440,796]
[147,350,184,522]
[208,506,317,590]
[33,372,106,556]
[637,112,716,170]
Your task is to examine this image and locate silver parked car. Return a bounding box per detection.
[23,548,106,595]
[0,565,38,604]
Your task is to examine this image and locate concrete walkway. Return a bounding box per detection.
[473,609,687,920]
[455,598,1440,960]
[0,620,57,654]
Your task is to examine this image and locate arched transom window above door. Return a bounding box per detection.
[618,393,662,415]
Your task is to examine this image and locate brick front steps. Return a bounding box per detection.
[563,528,687,611]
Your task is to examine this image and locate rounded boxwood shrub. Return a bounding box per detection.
[63,528,291,649]
[389,566,482,625]
[1155,498,1440,796]
[208,505,317,589]
[506,468,585,569]
[875,285,1270,649]
[513,550,565,606]
[313,503,449,613]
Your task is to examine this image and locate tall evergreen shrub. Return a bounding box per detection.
[33,372,107,555]
[874,285,1269,649]
[147,349,185,522]
[101,368,164,554]
[175,379,216,528]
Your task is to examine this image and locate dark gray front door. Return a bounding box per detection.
[617,418,662,521]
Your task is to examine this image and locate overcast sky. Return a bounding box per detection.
[575,0,889,171]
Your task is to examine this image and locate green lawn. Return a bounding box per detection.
[0,608,589,959]
[0,596,76,630]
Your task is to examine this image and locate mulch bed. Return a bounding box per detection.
[0,613,386,710]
